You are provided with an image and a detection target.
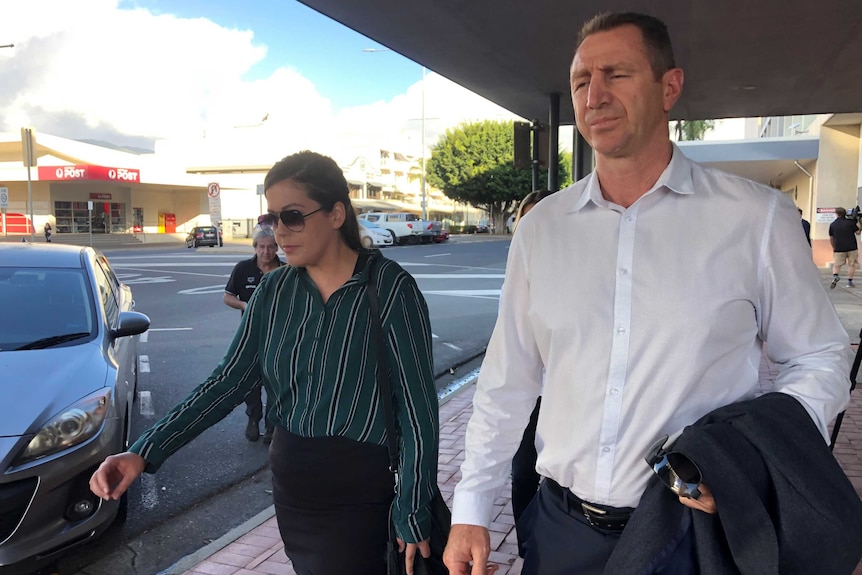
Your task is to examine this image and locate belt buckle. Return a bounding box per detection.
[580,502,607,527]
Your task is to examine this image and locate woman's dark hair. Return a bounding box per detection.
[264,150,361,251]
[577,12,676,81]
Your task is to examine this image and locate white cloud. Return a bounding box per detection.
[0,0,521,156]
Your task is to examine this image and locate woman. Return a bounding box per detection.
[90,151,439,575]
[509,188,553,558]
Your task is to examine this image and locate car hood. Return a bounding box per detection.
[0,343,108,437]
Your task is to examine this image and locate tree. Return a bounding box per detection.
[426,120,571,229]
[674,119,715,141]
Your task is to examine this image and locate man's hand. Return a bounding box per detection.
[443,524,499,575]
[678,483,717,514]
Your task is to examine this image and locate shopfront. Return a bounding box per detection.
[37,165,139,234]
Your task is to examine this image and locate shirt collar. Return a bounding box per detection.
[571,143,695,213]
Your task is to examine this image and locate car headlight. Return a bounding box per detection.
[14,389,112,465]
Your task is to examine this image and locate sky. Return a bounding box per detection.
[0,0,521,158]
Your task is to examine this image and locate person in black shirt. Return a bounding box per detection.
[798,208,811,246]
[828,207,860,288]
[224,227,284,442]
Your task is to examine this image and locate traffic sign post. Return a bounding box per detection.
[208,182,222,228]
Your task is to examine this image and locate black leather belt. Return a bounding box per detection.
[544,479,633,533]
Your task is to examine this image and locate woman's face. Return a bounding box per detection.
[266,179,345,268]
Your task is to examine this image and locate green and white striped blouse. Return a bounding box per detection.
[129,250,439,542]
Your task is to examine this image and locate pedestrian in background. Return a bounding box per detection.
[90,150,440,575]
[43,221,52,243]
[224,227,284,443]
[829,206,860,288]
[798,207,811,246]
[445,11,850,575]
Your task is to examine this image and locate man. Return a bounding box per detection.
[799,207,811,246]
[829,207,859,288]
[443,12,850,575]
[224,227,284,443]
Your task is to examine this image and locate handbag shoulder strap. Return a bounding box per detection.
[366,263,400,475]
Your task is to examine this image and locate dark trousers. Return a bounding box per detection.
[518,480,697,575]
[244,382,272,429]
[269,428,394,575]
[511,397,541,556]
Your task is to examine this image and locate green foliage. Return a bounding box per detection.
[427,120,572,226]
[674,119,715,141]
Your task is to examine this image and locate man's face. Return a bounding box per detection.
[255,236,278,264]
[570,25,682,159]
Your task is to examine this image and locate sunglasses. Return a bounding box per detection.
[644,435,702,499]
[258,207,323,232]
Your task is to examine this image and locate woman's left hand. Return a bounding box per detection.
[398,538,431,575]
[678,483,717,514]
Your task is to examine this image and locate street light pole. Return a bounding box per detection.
[363,48,428,219]
[420,66,427,221]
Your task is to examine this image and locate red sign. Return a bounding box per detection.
[90,193,112,200]
[38,165,140,182]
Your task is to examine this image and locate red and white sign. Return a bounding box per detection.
[207,182,220,198]
[38,165,140,182]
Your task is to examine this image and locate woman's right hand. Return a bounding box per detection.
[89,452,146,500]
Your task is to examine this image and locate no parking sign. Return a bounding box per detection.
[207,182,221,226]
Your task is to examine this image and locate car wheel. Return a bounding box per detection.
[389,230,399,245]
[186,241,192,248]
[361,236,374,249]
[407,235,420,245]
[114,492,129,524]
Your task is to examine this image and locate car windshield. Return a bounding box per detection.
[0,268,96,352]
[359,219,380,229]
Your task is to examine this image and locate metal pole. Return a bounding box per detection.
[26,164,33,241]
[531,121,540,192]
[420,66,427,221]
[548,93,560,192]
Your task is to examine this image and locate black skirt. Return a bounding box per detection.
[269,427,394,575]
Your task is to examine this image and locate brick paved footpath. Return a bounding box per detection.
[180,357,862,575]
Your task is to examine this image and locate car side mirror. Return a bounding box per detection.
[112,311,150,339]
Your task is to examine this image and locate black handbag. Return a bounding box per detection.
[366,268,451,575]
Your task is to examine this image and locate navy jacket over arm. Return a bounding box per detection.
[605,392,862,575]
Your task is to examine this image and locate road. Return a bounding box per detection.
[47,236,509,575]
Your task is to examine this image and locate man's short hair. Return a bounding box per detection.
[252,227,276,248]
[577,12,676,80]
[836,207,847,218]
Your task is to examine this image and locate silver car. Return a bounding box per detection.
[0,243,149,574]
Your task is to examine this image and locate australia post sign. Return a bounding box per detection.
[38,165,141,182]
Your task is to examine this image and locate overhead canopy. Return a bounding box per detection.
[298,0,862,123]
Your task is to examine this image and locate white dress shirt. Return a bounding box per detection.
[451,145,850,527]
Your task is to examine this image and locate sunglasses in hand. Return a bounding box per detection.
[644,434,702,500]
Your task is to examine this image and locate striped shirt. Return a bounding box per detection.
[129,250,439,542]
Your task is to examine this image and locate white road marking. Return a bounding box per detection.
[113,262,239,267]
[139,355,150,373]
[412,274,505,279]
[138,390,155,417]
[443,342,462,351]
[148,327,194,331]
[432,333,439,339]
[178,285,230,295]
[424,253,451,258]
[423,289,501,299]
[140,474,159,510]
[122,276,175,284]
[139,331,148,343]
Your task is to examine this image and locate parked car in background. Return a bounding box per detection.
[359,218,394,248]
[506,215,517,234]
[185,226,222,248]
[357,212,441,245]
[433,228,450,243]
[0,243,150,574]
[475,219,490,233]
